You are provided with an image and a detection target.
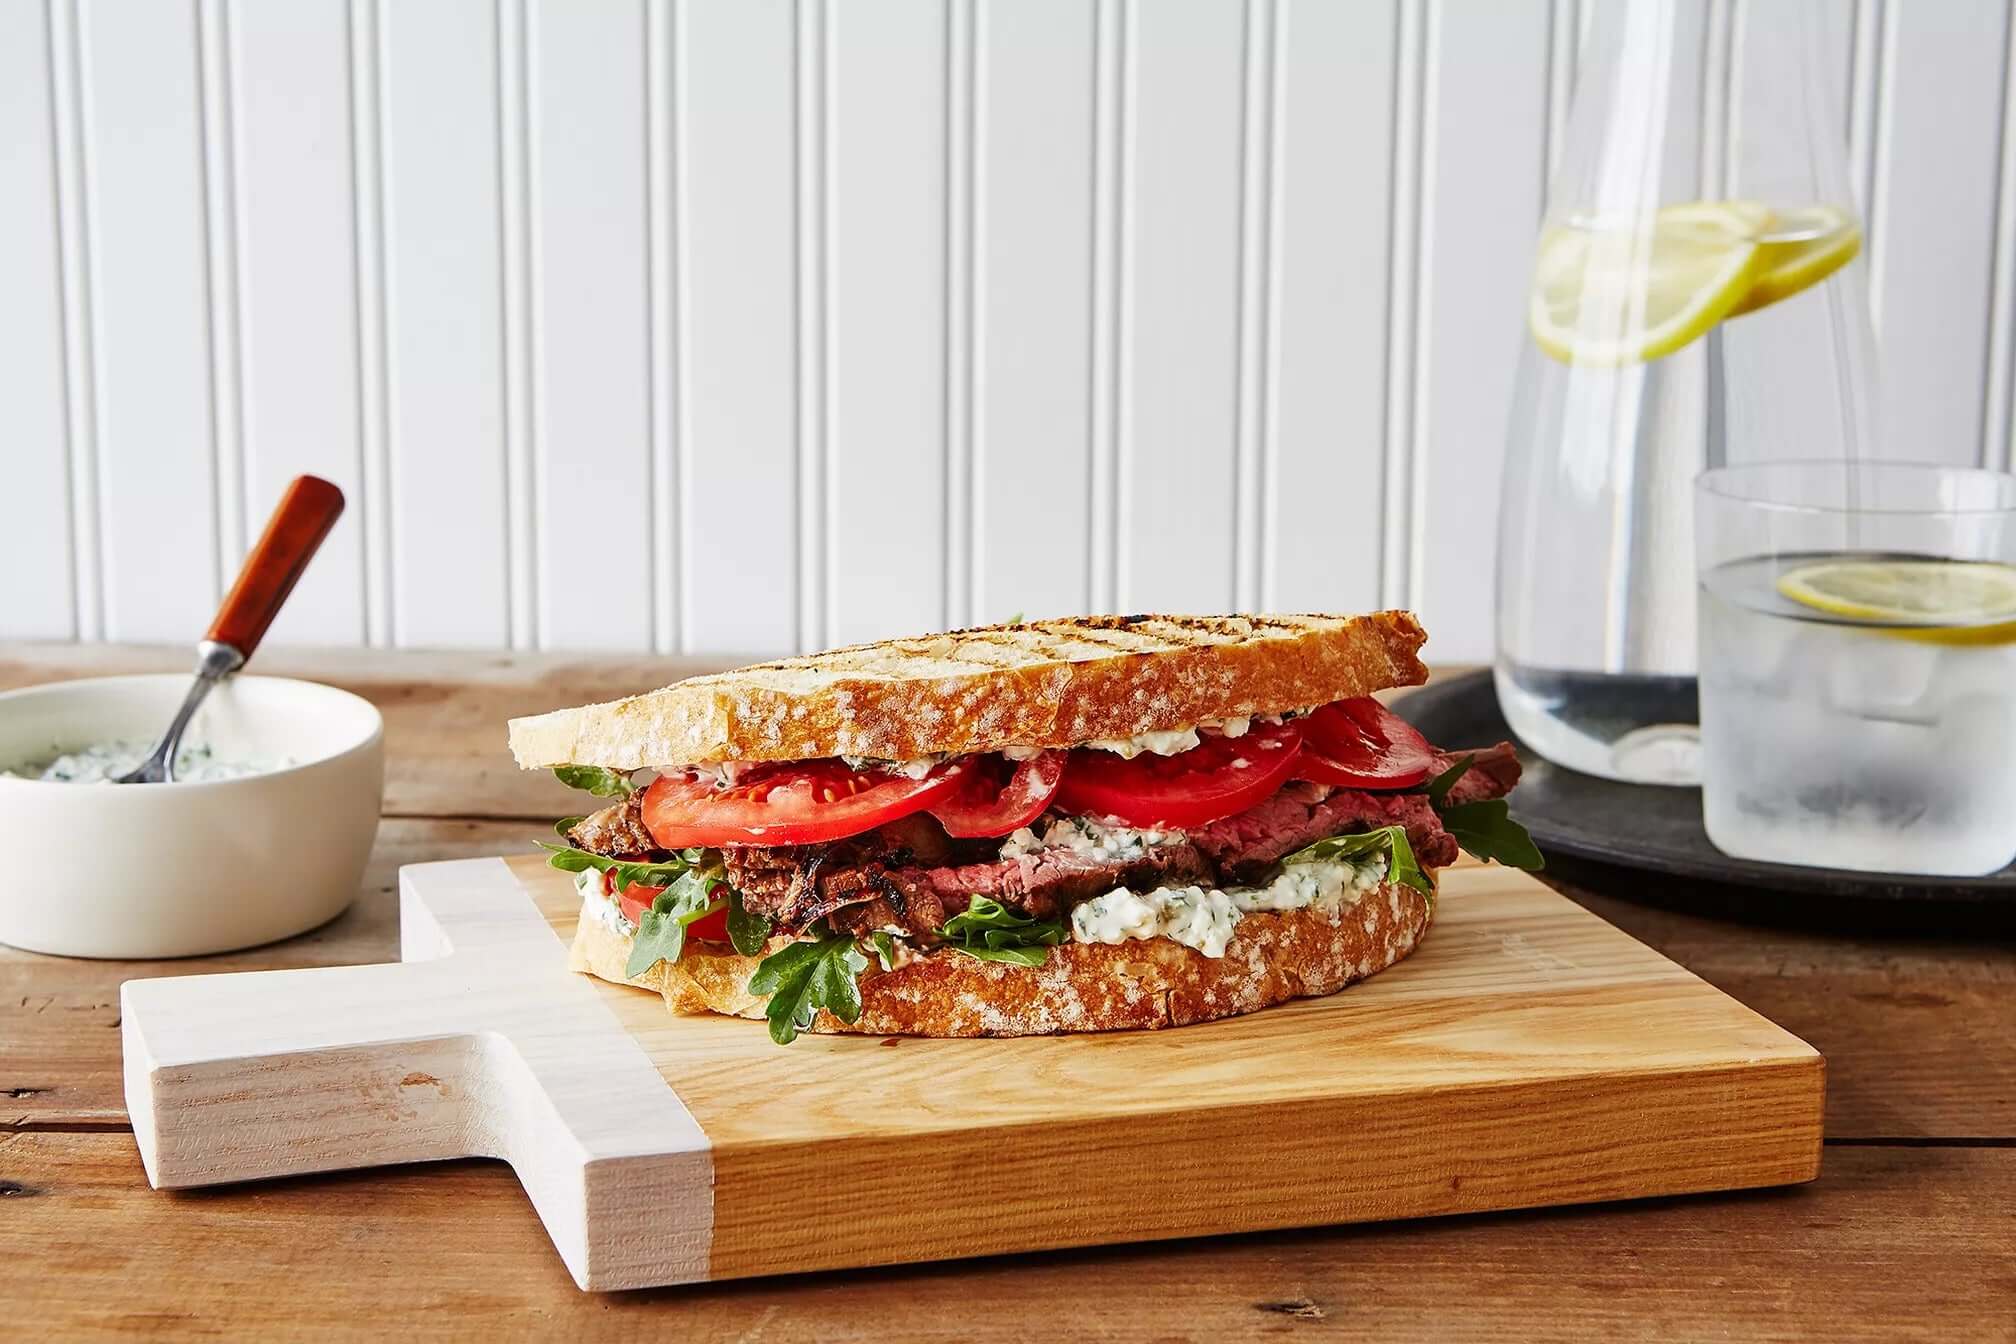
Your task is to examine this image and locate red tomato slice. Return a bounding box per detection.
[928,752,1066,837]
[1294,697,1435,789]
[608,871,730,943]
[639,759,967,848]
[1052,721,1303,828]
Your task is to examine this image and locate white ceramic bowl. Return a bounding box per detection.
[0,674,384,958]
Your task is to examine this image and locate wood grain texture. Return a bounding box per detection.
[6,1133,2009,1341]
[109,854,1817,1290]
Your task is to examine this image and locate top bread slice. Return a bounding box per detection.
[507,611,1429,770]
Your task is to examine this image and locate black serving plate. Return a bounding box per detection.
[1396,670,2016,931]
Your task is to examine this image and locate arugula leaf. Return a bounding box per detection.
[1282,824,1432,899]
[867,930,898,972]
[625,866,727,979]
[937,895,1067,966]
[1424,755,1472,807]
[552,764,636,799]
[748,935,869,1045]
[1438,798,1544,871]
[724,885,772,958]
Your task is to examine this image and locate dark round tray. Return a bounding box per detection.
[1395,669,2016,929]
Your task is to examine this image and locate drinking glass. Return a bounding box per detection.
[1496,0,1881,785]
[1695,461,2016,876]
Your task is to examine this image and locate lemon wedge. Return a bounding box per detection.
[1529,200,1769,366]
[1727,204,1862,317]
[1777,558,2016,646]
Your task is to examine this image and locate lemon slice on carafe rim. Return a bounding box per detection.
[1727,204,1862,317]
[1776,558,2016,646]
[1528,200,1770,366]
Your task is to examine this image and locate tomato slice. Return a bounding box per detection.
[1052,721,1303,828]
[1294,697,1435,789]
[928,752,1066,837]
[639,759,967,848]
[608,872,730,943]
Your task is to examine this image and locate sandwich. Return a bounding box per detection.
[508,612,1537,1044]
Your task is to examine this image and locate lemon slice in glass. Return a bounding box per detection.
[1529,200,1770,366]
[1777,558,2016,645]
[1726,204,1862,317]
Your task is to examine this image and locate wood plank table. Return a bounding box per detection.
[5,644,2013,1340]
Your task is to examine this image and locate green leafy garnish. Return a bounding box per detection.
[724,885,772,958]
[1424,755,1472,807]
[1438,799,1544,871]
[1283,824,1432,900]
[867,930,898,972]
[552,764,636,799]
[748,935,870,1045]
[624,866,727,979]
[539,840,705,894]
[937,895,1067,967]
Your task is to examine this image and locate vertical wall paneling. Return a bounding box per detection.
[1411,0,1550,663]
[77,0,220,642]
[1867,0,2008,464]
[824,0,947,644]
[350,0,392,646]
[1230,0,1274,613]
[49,0,102,639]
[0,0,77,637]
[1115,0,1245,614]
[795,0,828,651]
[1380,0,1424,613]
[1087,0,1123,613]
[645,0,675,651]
[1263,0,1395,615]
[197,0,242,582]
[971,0,1097,624]
[1987,8,2016,470]
[498,0,534,648]
[376,0,510,647]
[525,0,652,649]
[229,0,368,644]
[677,0,800,654]
[942,0,974,630]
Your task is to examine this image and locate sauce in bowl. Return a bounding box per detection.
[4,740,291,784]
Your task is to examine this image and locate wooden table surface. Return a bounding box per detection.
[4,644,2013,1341]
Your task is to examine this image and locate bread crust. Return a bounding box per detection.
[511,611,1429,770]
[569,879,1431,1037]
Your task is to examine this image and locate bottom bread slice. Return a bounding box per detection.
[569,878,1431,1038]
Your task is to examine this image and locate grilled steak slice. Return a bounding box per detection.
[728,837,1215,940]
[567,795,657,858]
[1429,740,1522,807]
[1191,784,1458,876]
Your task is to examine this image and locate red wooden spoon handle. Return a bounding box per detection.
[205,475,346,657]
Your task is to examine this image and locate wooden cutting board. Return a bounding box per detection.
[121,856,1823,1291]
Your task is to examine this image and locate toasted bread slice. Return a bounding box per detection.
[509,611,1428,769]
[569,876,1430,1037]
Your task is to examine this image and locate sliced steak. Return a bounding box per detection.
[1191,785,1458,877]
[567,795,657,858]
[728,836,1215,940]
[1429,740,1522,807]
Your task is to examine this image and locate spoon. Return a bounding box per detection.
[115,475,347,784]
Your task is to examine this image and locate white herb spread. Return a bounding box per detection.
[3,740,288,784]
[576,868,637,936]
[997,814,1180,862]
[1069,855,1387,958]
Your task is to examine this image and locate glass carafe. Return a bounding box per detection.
[1496,0,1879,784]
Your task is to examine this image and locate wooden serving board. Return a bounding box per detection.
[121,856,1824,1291]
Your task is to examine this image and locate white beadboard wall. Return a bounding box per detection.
[3,0,2012,661]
